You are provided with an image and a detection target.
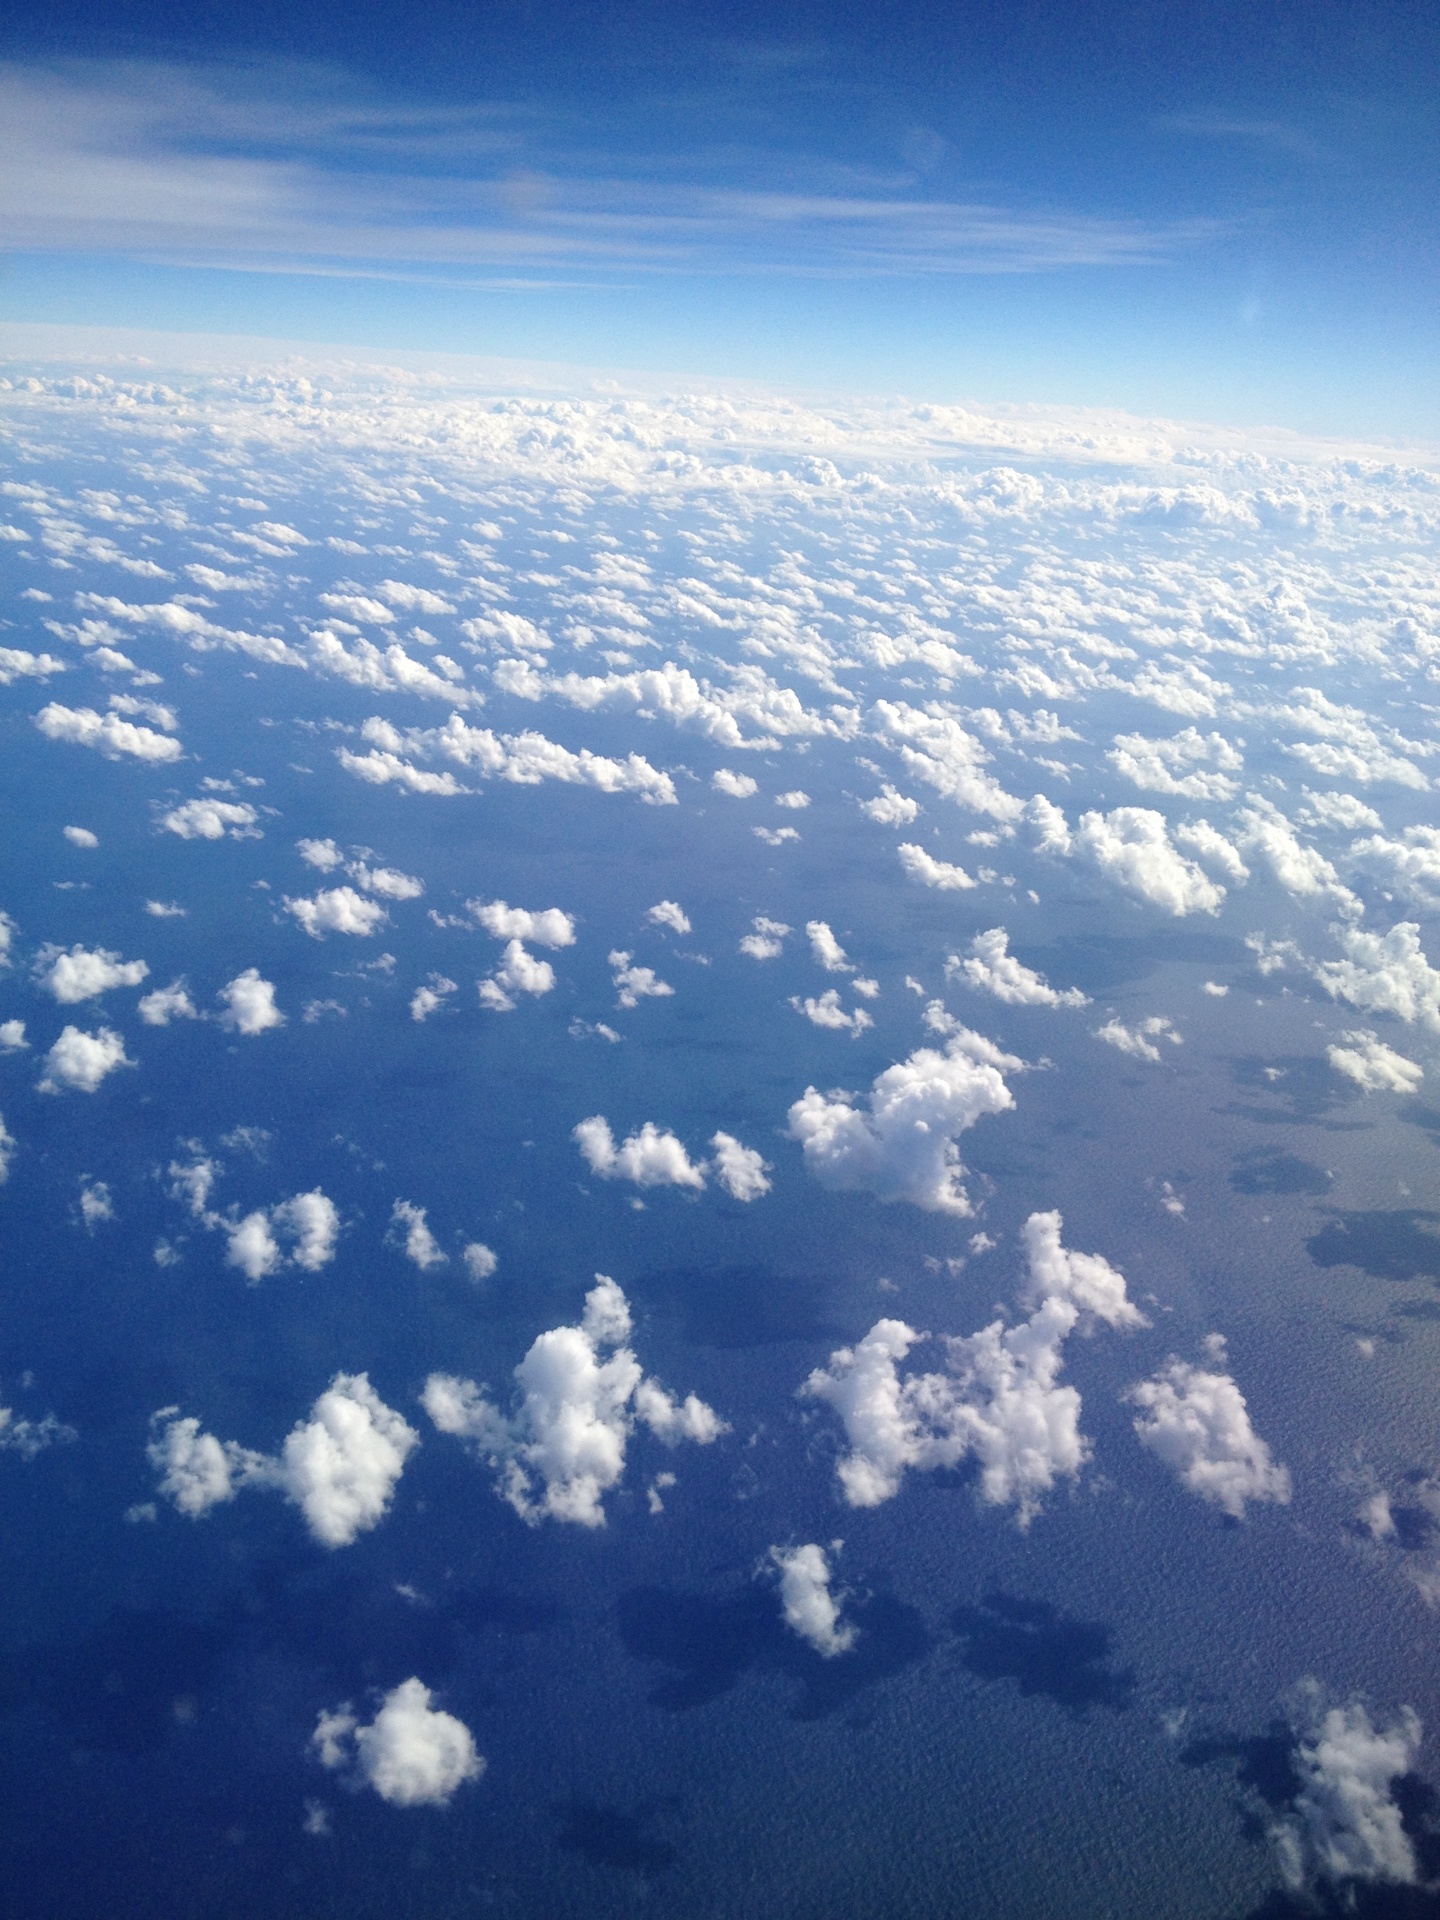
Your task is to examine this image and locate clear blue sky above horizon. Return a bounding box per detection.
[1,0,1437,435]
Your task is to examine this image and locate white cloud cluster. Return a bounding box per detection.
[712,768,758,797]
[312,1679,484,1809]
[645,899,691,935]
[285,886,390,939]
[573,1116,706,1191]
[897,842,976,890]
[37,1025,134,1094]
[791,990,873,1035]
[786,1027,1020,1216]
[739,916,790,959]
[1234,800,1356,912]
[1327,1030,1423,1094]
[478,940,555,1011]
[34,944,149,1004]
[1094,1015,1182,1063]
[801,1211,1144,1520]
[871,700,1023,820]
[409,974,457,1021]
[138,979,199,1025]
[217,968,285,1034]
[1107,728,1242,801]
[1126,1338,1291,1518]
[0,1404,75,1458]
[947,928,1088,1007]
[422,1275,725,1526]
[768,1543,856,1657]
[1270,1690,1422,1893]
[150,1372,417,1546]
[469,899,576,947]
[225,1190,340,1281]
[805,921,852,972]
[161,798,260,840]
[34,700,183,763]
[609,950,674,1009]
[390,1199,447,1270]
[862,785,919,825]
[1315,922,1440,1032]
[1074,808,1226,915]
[339,714,676,805]
[1350,826,1440,912]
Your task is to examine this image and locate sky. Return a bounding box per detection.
[2,0,1438,434]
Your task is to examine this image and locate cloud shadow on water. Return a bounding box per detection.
[1306,1212,1440,1284]
[553,1798,681,1877]
[1230,1150,1334,1196]
[1224,1056,1366,1129]
[950,1593,1135,1715]
[635,1264,842,1349]
[616,1582,931,1720]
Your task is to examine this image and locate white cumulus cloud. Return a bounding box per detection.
[1270,1689,1422,1893]
[469,899,576,948]
[34,701,183,763]
[769,1543,856,1657]
[312,1678,483,1808]
[1315,922,1440,1032]
[285,886,390,939]
[897,842,976,891]
[478,939,555,1010]
[217,968,285,1034]
[574,1116,707,1190]
[947,928,1088,1007]
[1327,1030,1423,1094]
[161,798,260,840]
[1075,807,1226,915]
[34,944,149,1003]
[609,950,674,1009]
[1126,1337,1291,1518]
[37,1024,134,1093]
[708,1131,772,1201]
[390,1199,448,1270]
[645,900,691,935]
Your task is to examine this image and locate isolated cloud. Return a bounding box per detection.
[34,944,149,1004]
[34,701,182,763]
[63,825,98,848]
[469,899,576,948]
[462,1242,498,1281]
[390,1199,447,1270]
[1094,1015,1182,1062]
[478,940,555,1010]
[297,836,344,870]
[0,1113,13,1183]
[1126,1338,1291,1518]
[151,1371,416,1547]
[786,1028,1020,1215]
[312,1679,483,1808]
[1270,1689,1422,1892]
[806,921,853,972]
[792,990,873,1035]
[768,1543,856,1657]
[1327,1030,1423,1094]
[409,974,457,1021]
[863,786,919,825]
[739,916,790,959]
[422,1275,724,1526]
[36,1025,134,1093]
[897,842,976,890]
[225,1190,340,1280]
[712,769,758,797]
[609,950,674,1009]
[645,900,691,935]
[217,968,285,1034]
[1315,922,1440,1031]
[161,798,260,840]
[138,979,199,1025]
[708,1131,772,1201]
[948,928,1088,1007]
[574,1116,706,1190]
[285,886,390,939]
[1075,807,1226,915]
[0,1020,24,1052]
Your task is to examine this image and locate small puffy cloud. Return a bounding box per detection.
[897,842,976,891]
[806,921,852,972]
[708,1132,772,1201]
[1234,800,1356,912]
[217,968,285,1034]
[786,1028,1020,1216]
[78,1178,114,1229]
[739,916,790,959]
[769,1543,856,1657]
[712,768,758,797]
[350,863,423,900]
[1174,819,1250,885]
[1107,728,1242,802]
[422,1275,724,1526]
[1126,1338,1291,1518]
[63,826,98,848]
[802,1211,1142,1518]
[138,980,199,1025]
[1315,922,1440,1032]
[390,1199,448,1270]
[1350,826,1440,913]
[1026,794,1072,856]
[226,1190,339,1280]
[1094,1016,1182,1063]
[0,1020,25,1052]
[1327,1030,1423,1094]
[1270,1689,1422,1893]
[35,944,149,1003]
[645,900,691,935]
[948,928,1088,1008]
[469,899,576,948]
[285,887,390,939]
[609,950,674,1009]
[478,940,555,1011]
[312,1679,483,1808]
[145,900,186,918]
[462,1241,498,1282]
[0,1112,13,1181]
[409,974,457,1021]
[754,826,800,846]
[0,1405,75,1458]
[37,1025,134,1094]
[34,701,183,763]
[574,1116,707,1190]
[1075,808,1226,915]
[775,790,810,810]
[151,1375,415,1546]
[862,785,919,825]
[791,990,873,1035]
[297,837,344,870]
[161,799,260,841]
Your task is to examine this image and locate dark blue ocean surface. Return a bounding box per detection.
[1,354,1439,1918]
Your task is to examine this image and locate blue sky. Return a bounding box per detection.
[1,0,1437,432]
